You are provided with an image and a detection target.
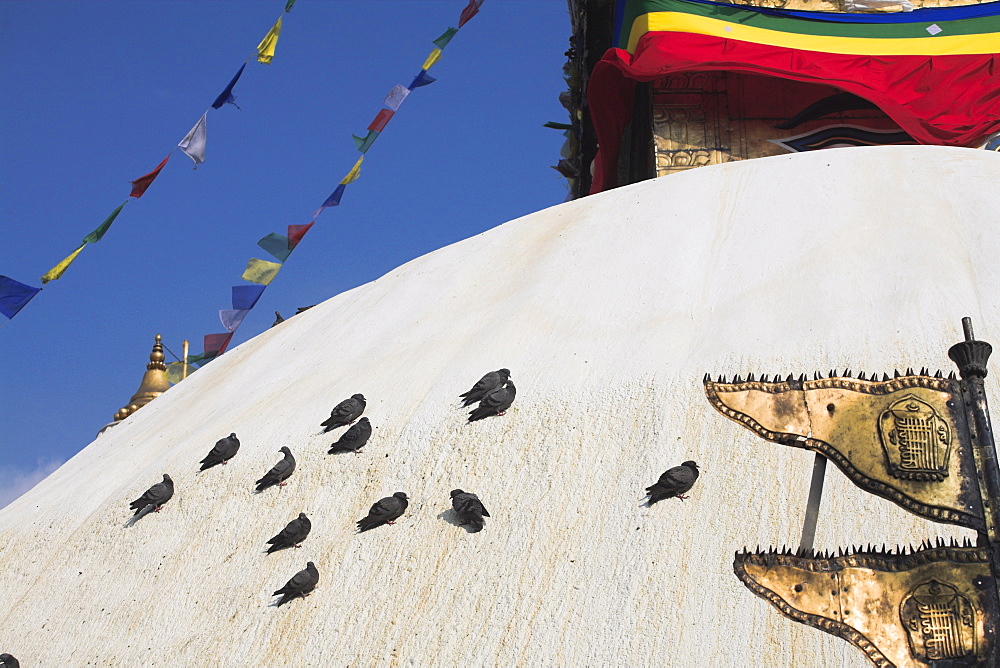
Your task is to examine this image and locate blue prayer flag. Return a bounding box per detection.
[212,63,247,109]
[0,275,41,319]
[232,284,266,310]
[409,70,436,89]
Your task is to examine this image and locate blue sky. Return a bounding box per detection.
[0,0,572,506]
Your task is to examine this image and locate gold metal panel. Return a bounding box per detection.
[734,543,995,667]
[704,373,985,530]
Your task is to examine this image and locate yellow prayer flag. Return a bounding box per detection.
[339,156,364,185]
[41,243,86,284]
[242,258,282,285]
[422,48,443,70]
[257,17,283,64]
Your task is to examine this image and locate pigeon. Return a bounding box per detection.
[329,417,372,454]
[272,310,284,327]
[272,561,319,607]
[468,381,516,422]
[357,492,409,532]
[198,433,241,471]
[266,513,311,553]
[1,654,20,668]
[646,461,700,504]
[320,394,366,432]
[459,368,511,407]
[129,474,174,516]
[255,447,296,492]
[450,489,490,533]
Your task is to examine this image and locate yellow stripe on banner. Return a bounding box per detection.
[242,258,282,285]
[628,12,1000,55]
[422,48,443,70]
[41,243,86,284]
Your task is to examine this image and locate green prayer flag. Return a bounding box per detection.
[352,129,379,153]
[433,27,458,49]
[82,200,127,244]
[258,233,293,262]
[285,0,296,11]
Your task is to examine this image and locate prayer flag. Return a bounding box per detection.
[369,109,394,132]
[340,156,364,185]
[287,222,313,248]
[130,155,170,198]
[323,184,346,207]
[409,70,436,89]
[178,113,207,167]
[257,17,282,64]
[285,0,296,12]
[219,309,250,332]
[242,258,282,285]
[459,0,485,27]
[258,233,293,262]
[204,332,234,356]
[212,63,246,109]
[422,48,443,70]
[82,200,127,244]
[383,84,410,110]
[41,244,86,284]
[352,129,379,153]
[166,361,191,384]
[0,275,41,319]
[232,284,266,310]
[433,27,458,49]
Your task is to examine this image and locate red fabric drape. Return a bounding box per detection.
[588,32,1000,193]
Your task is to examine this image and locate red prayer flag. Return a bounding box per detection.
[368,109,395,132]
[287,222,314,249]
[129,155,171,198]
[204,332,234,356]
[458,0,483,27]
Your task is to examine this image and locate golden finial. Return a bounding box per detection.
[114,333,171,421]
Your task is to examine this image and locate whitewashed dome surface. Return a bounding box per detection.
[1,146,998,666]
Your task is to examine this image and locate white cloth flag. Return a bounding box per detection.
[383,84,410,111]
[178,113,208,166]
[219,309,249,332]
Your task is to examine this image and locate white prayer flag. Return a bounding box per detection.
[383,84,410,111]
[178,113,208,166]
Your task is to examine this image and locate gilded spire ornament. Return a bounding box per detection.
[114,334,170,421]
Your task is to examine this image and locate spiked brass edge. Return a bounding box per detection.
[703,375,985,531]
[732,554,894,668]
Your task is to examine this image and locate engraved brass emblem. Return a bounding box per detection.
[900,580,976,662]
[733,542,995,668]
[878,395,951,482]
[704,372,985,531]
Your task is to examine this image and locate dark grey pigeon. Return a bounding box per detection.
[357,492,408,532]
[321,394,366,432]
[459,369,511,407]
[255,447,295,492]
[129,474,174,516]
[646,461,700,504]
[468,381,516,422]
[329,417,372,454]
[450,489,490,533]
[266,513,311,553]
[273,561,319,607]
[1,653,20,668]
[199,433,241,471]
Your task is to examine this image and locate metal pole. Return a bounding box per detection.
[182,339,189,381]
[798,454,827,556]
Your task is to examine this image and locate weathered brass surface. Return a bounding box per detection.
[704,372,985,530]
[114,334,170,421]
[734,543,996,667]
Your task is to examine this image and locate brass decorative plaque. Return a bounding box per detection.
[704,372,985,530]
[734,542,996,667]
